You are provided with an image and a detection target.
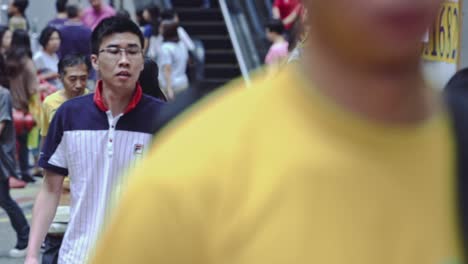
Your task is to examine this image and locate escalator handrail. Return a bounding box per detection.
[219,0,252,85]
[243,0,265,39]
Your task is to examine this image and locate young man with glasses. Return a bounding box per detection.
[25,17,164,264]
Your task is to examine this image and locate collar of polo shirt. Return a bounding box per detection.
[93,80,143,114]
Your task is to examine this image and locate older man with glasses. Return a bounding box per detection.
[25,17,164,264]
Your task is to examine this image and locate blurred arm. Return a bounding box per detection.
[282,5,301,26]
[164,64,174,100]
[272,7,281,19]
[0,121,5,136]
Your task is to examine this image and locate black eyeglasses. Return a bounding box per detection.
[99,46,143,60]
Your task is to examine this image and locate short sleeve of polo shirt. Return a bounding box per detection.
[38,106,68,176]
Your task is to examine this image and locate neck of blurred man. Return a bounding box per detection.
[62,88,80,100]
[302,30,438,126]
[11,12,23,18]
[68,16,81,23]
[101,81,135,117]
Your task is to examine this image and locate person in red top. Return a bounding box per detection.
[272,0,302,30]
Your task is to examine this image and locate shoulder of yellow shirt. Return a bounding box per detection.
[153,66,290,145]
[43,90,65,108]
[43,89,90,109]
[144,66,294,186]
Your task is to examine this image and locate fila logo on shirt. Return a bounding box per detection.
[134,144,144,155]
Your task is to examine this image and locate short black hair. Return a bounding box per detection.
[56,0,67,13]
[39,26,61,48]
[58,54,91,76]
[161,9,176,20]
[265,19,285,35]
[91,16,144,55]
[116,9,131,19]
[66,4,79,18]
[13,0,29,14]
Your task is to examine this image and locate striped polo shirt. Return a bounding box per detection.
[39,81,164,264]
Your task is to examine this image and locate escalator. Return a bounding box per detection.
[172,0,241,92]
[173,0,272,88]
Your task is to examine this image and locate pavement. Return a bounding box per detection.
[0,178,41,264]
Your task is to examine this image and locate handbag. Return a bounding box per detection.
[12,109,36,135]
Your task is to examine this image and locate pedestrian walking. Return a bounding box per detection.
[5,29,40,184]
[158,20,189,100]
[272,0,302,31]
[58,5,92,59]
[264,19,289,75]
[91,0,463,263]
[81,0,116,30]
[47,0,69,30]
[25,16,164,264]
[0,54,30,259]
[34,27,62,88]
[160,9,195,52]
[39,54,91,264]
[142,4,161,57]
[0,26,12,55]
[8,0,29,31]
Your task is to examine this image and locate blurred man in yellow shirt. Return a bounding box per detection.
[91,0,463,263]
[39,54,90,264]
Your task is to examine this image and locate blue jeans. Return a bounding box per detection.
[0,178,29,248]
[42,235,63,264]
[16,132,31,179]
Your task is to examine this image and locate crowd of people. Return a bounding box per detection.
[0,0,177,262]
[0,0,466,263]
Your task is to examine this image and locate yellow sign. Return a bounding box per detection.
[422,0,461,64]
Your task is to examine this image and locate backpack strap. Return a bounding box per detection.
[445,92,468,261]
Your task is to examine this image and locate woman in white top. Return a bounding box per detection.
[33,26,61,87]
[160,9,195,52]
[158,21,189,100]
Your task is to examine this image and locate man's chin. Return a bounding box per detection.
[111,80,137,92]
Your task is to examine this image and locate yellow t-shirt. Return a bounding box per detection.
[40,89,89,137]
[91,65,462,264]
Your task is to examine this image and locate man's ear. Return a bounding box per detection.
[91,54,99,71]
